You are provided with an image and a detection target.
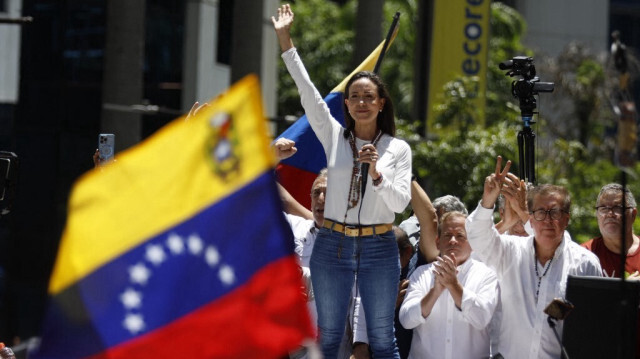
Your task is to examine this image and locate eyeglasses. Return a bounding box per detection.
[347,95,378,104]
[595,205,629,216]
[531,209,568,221]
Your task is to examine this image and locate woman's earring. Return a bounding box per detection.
[379,109,382,112]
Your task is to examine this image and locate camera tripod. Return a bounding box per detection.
[517,115,536,183]
[513,87,540,184]
[500,56,554,184]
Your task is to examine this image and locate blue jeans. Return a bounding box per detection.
[310,226,400,359]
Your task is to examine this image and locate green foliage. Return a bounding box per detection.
[411,122,519,207]
[539,43,613,146]
[433,76,484,133]
[380,0,418,122]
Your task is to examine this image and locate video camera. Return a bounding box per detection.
[499,56,554,117]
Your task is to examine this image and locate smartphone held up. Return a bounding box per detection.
[98,134,115,163]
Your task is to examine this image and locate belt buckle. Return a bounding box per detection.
[344,225,359,237]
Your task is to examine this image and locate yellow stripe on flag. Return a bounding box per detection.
[49,75,274,294]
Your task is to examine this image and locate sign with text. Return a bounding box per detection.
[426,0,490,131]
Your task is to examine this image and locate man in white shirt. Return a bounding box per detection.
[399,211,499,359]
[466,156,602,359]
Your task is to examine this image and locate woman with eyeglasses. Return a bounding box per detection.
[466,156,602,359]
[272,4,411,358]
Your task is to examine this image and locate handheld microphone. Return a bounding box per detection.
[361,163,369,196]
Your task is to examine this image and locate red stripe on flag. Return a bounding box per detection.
[275,164,319,210]
[88,256,313,359]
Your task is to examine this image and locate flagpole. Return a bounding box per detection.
[373,12,401,74]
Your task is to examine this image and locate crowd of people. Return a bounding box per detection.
[269,4,640,359]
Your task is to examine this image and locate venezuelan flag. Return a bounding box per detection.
[276,37,396,209]
[32,75,313,359]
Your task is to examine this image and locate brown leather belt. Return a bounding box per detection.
[323,219,393,237]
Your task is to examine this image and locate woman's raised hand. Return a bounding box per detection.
[271,4,295,52]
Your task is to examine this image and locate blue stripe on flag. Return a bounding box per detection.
[36,172,293,357]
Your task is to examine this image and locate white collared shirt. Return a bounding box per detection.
[399,259,499,359]
[284,213,317,268]
[466,205,602,359]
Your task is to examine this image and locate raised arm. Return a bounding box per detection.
[273,137,298,162]
[481,156,512,209]
[411,179,439,263]
[277,183,313,220]
[466,156,516,273]
[271,4,295,52]
[272,137,311,219]
[273,4,342,151]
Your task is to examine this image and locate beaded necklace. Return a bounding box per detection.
[345,129,382,211]
[534,247,554,302]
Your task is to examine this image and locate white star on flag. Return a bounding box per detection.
[166,233,184,254]
[120,230,240,336]
[205,246,220,267]
[128,263,151,285]
[145,244,166,266]
[123,313,145,334]
[120,288,142,309]
[219,264,235,285]
[188,233,204,255]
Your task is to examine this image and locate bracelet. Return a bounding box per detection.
[411,174,417,182]
[372,173,383,186]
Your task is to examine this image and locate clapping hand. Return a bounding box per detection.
[434,254,459,290]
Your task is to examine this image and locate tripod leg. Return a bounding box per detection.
[517,131,525,180]
[526,129,535,183]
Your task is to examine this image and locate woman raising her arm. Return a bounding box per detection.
[272,5,411,358]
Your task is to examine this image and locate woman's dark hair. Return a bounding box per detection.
[342,71,395,138]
